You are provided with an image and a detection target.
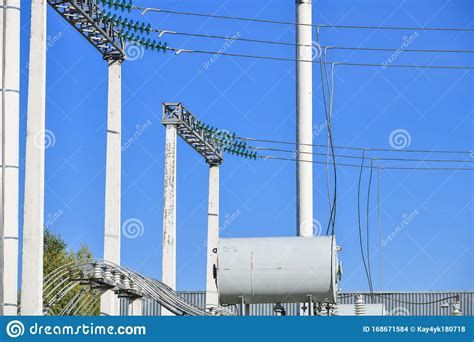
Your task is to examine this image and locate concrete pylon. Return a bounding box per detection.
[205,164,219,310]
[0,0,20,316]
[161,124,177,316]
[100,60,122,316]
[296,0,313,237]
[21,0,47,316]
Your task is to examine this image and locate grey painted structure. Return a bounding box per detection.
[120,291,473,316]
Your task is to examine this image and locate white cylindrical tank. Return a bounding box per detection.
[217,236,340,304]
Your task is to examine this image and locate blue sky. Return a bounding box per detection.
[18,0,472,292]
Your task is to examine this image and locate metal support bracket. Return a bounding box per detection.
[162,103,223,165]
[48,0,126,60]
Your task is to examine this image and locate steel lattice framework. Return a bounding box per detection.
[162,103,224,165]
[48,0,125,60]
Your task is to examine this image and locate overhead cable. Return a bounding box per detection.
[153,28,474,54]
[242,137,472,155]
[257,155,474,171]
[131,5,474,32]
[165,47,474,69]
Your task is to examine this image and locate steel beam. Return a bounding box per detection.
[21,0,47,316]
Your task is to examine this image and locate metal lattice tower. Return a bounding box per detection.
[162,103,224,165]
[48,0,125,60]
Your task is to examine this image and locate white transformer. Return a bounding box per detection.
[217,236,341,304]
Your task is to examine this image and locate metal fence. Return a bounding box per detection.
[120,291,473,316]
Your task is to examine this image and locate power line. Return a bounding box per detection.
[165,47,474,70]
[319,50,337,236]
[366,159,374,294]
[135,5,474,32]
[319,24,474,33]
[257,155,474,171]
[369,294,460,305]
[338,293,460,305]
[336,61,474,70]
[251,146,474,163]
[325,46,474,54]
[154,28,474,53]
[357,150,373,293]
[242,137,472,155]
[377,167,383,292]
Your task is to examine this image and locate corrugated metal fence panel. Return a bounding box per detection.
[119,298,128,316]
[338,292,473,316]
[173,292,300,316]
[120,291,473,316]
[142,298,161,316]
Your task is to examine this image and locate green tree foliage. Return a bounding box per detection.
[42,229,100,316]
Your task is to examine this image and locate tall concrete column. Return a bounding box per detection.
[0,0,20,316]
[100,59,122,316]
[20,0,46,316]
[296,0,313,237]
[205,164,219,310]
[161,124,177,316]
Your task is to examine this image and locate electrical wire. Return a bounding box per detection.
[338,293,460,305]
[257,155,474,171]
[165,46,474,69]
[318,24,474,32]
[325,46,474,54]
[153,28,474,53]
[317,39,337,235]
[250,146,474,163]
[357,150,373,292]
[335,61,474,70]
[135,5,474,32]
[241,136,472,155]
[324,51,337,236]
[368,294,460,305]
[377,167,383,292]
[366,159,374,294]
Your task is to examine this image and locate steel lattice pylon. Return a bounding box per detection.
[48,0,125,60]
[162,103,224,165]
